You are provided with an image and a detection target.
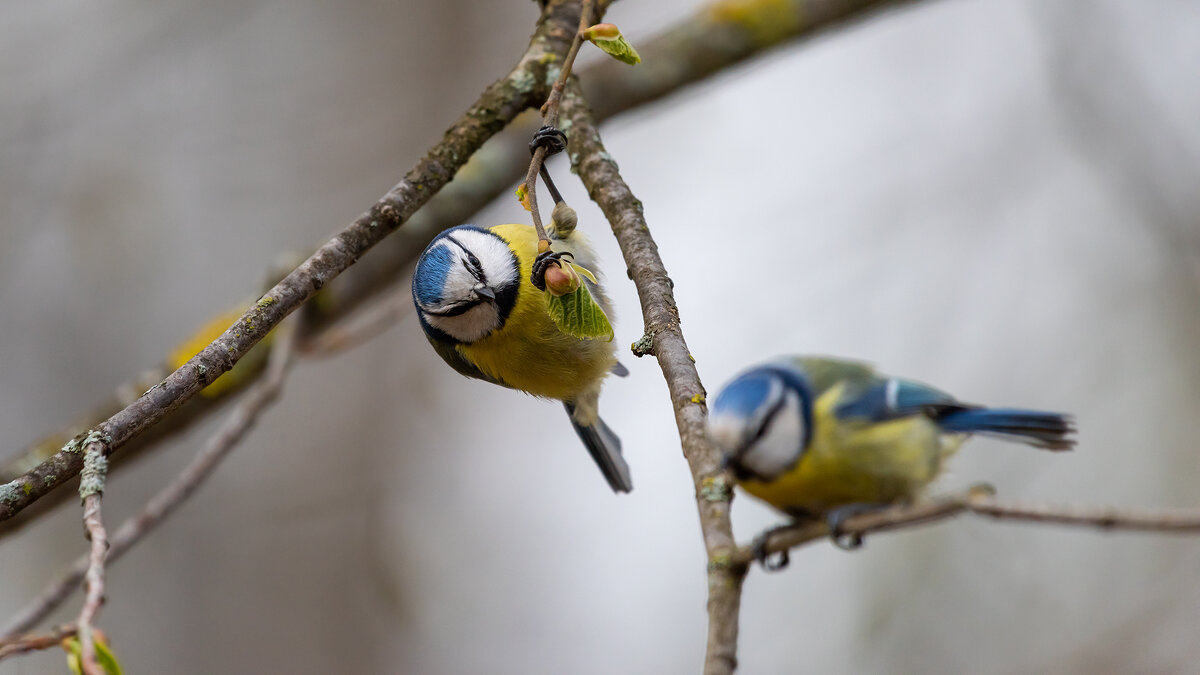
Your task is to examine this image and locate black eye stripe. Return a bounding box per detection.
[422,298,485,317]
[749,391,789,447]
[444,235,488,283]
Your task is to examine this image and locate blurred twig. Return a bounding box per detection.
[298,271,415,359]
[733,487,1200,567]
[562,82,741,675]
[0,624,76,660]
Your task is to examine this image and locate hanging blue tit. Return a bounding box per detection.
[411,219,633,493]
[708,356,1074,550]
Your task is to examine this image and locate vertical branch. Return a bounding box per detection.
[76,441,110,675]
[562,83,745,675]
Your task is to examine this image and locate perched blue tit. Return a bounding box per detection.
[411,220,632,493]
[708,356,1073,544]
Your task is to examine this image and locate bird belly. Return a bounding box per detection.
[458,326,614,401]
[741,416,950,514]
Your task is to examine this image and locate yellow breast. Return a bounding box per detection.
[456,223,616,402]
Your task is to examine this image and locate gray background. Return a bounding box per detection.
[2,1,1199,672]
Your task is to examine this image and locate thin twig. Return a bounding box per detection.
[733,487,1200,566]
[76,441,109,675]
[0,0,587,526]
[523,0,596,248]
[0,319,303,643]
[0,624,77,659]
[562,83,741,675]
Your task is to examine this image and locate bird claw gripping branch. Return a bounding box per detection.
[530,126,569,205]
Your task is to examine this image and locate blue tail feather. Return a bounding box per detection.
[936,408,1075,451]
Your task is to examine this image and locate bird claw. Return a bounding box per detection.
[752,537,790,571]
[824,502,890,551]
[529,126,569,157]
[531,249,574,291]
[750,521,805,571]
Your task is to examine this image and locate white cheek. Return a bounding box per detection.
[741,392,806,481]
[424,303,501,343]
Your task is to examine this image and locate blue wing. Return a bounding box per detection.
[835,378,966,422]
[835,376,1075,450]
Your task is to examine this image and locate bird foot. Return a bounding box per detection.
[531,249,574,291]
[529,126,568,157]
[825,502,892,551]
[751,523,795,572]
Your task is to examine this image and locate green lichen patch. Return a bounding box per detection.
[631,333,655,357]
[700,475,732,502]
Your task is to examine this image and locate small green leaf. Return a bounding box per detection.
[584,23,641,65]
[515,183,532,211]
[546,282,614,340]
[64,636,124,675]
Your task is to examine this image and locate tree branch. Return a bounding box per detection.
[585,0,920,121]
[2,0,920,498]
[732,486,1200,566]
[0,0,588,525]
[1,0,923,540]
[562,83,742,675]
[0,624,76,660]
[76,442,109,675]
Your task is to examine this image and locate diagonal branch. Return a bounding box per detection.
[1,0,926,537]
[561,82,742,675]
[585,0,921,120]
[0,0,588,525]
[0,624,77,660]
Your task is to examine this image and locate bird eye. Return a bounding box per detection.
[462,253,484,279]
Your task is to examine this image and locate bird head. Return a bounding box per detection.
[412,226,520,344]
[708,367,811,482]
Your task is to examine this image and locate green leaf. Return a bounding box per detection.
[546,282,613,340]
[64,636,124,675]
[583,23,641,66]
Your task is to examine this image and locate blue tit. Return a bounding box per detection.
[411,221,632,493]
[708,356,1073,527]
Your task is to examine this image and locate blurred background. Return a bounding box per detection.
[3,0,1200,672]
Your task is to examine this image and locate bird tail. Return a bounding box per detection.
[563,402,633,493]
[936,408,1075,451]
